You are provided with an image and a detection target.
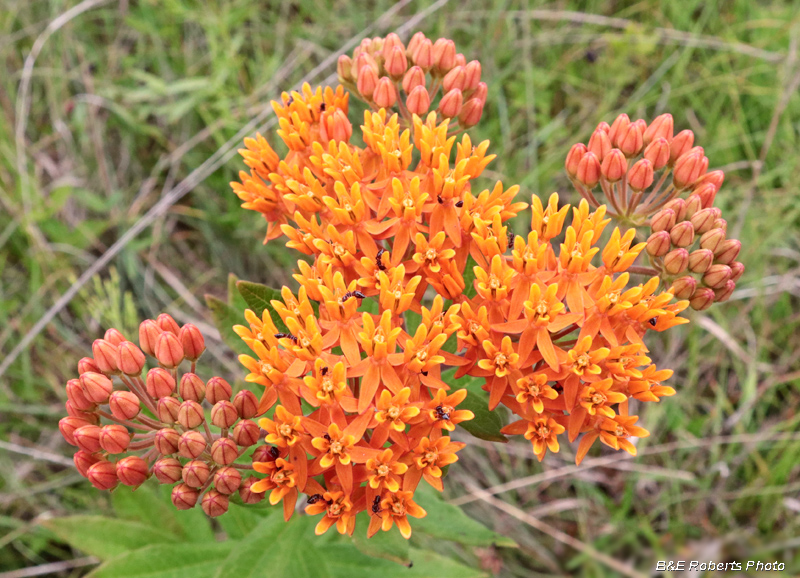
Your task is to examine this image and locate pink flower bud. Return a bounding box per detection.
[182,459,211,488]
[406,85,431,115]
[458,98,483,128]
[688,249,715,274]
[691,183,717,209]
[644,137,671,170]
[714,239,741,264]
[179,431,207,459]
[689,207,717,234]
[373,76,397,109]
[618,124,644,157]
[714,280,736,303]
[576,152,601,188]
[385,46,408,79]
[138,320,160,357]
[232,419,260,447]
[205,377,232,404]
[650,209,676,233]
[251,445,276,463]
[703,264,732,289]
[413,38,434,70]
[74,450,100,477]
[729,262,745,282]
[433,38,456,72]
[438,89,463,118]
[464,60,482,90]
[172,483,200,510]
[700,228,726,253]
[663,198,687,222]
[78,357,100,375]
[402,66,425,93]
[59,417,92,446]
[472,82,488,105]
[87,460,118,491]
[673,150,708,189]
[155,332,184,369]
[601,149,627,182]
[66,402,98,422]
[211,400,239,429]
[80,372,114,404]
[406,32,426,58]
[713,217,727,232]
[214,467,242,495]
[92,339,119,374]
[669,221,695,248]
[202,489,229,518]
[239,476,266,504]
[179,373,206,403]
[156,313,181,335]
[663,248,689,275]
[337,54,353,81]
[117,456,149,487]
[116,341,146,376]
[155,428,181,455]
[157,396,181,424]
[73,425,102,453]
[669,130,694,165]
[233,390,259,419]
[179,324,205,361]
[103,328,127,346]
[356,65,378,100]
[146,368,175,399]
[689,287,716,311]
[210,438,239,465]
[595,121,610,133]
[178,400,205,430]
[684,195,703,219]
[643,113,674,146]
[99,424,130,454]
[454,53,466,68]
[587,129,611,162]
[608,114,630,148]
[442,66,465,93]
[627,158,654,191]
[646,231,671,257]
[565,143,587,178]
[669,276,697,299]
[694,169,724,191]
[67,379,94,411]
[153,458,183,484]
[382,32,403,57]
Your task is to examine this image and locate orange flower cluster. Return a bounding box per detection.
[58,316,267,517]
[565,113,744,309]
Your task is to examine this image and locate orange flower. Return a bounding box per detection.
[578,379,627,418]
[375,388,420,432]
[365,449,408,492]
[409,436,464,491]
[514,373,558,413]
[260,406,304,447]
[306,490,356,536]
[367,490,426,539]
[311,422,356,467]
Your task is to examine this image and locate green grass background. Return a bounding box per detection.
[1,0,799,576]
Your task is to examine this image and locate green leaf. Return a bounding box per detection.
[461,256,478,299]
[235,280,288,333]
[413,485,517,548]
[228,273,249,312]
[87,542,233,578]
[214,514,331,578]
[111,484,185,539]
[442,370,508,443]
[42,516,180,561]
[205,294,249,357]
[217,503,268,540]
[350,512,410,566]
[322,545,487,578]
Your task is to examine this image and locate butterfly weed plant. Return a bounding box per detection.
[58,32,745,544]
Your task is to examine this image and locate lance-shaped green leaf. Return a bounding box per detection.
[443,369,508,443]
[87,543,233,578]
[236,280,288,333]
[350,511,411,566]
[205,294,249,357]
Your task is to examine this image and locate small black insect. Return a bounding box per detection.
[341,290,366,302]
[376,248,387,271]
[286,96,294,106]
[455,200,464,208]
[648,318,657,327]
[319,102,326,112]
[371,495,382,513]
[585,50,597,63]
[324,433,331,441]
[437,195,444,204]
[320,366,329,376]
[307,494,324,504]
[507,231,515,246]
[275,332,298,343]
[270,446,280,459]
[434,405,450,421]
[421,371,428,377]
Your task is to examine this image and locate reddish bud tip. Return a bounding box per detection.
[337,54,353,81]
[627,158,654,191]
[689,207,717,235]
[438,88,463,119]
[464,60,482,90]
[66,401,98,422]
[673,151,708,190]
[669,221,695,248]
[385,46,408,79]
[650,209,676,233]
[153,458,183,484]
[178,430,207,459]
[59,417,92,446]
[432,38,456,73]
[172,483,200,510]
[412,38,434,70]
[239,476,266,504]
[211,400,239,429]
[576,152,601,188]
[117,341,146,376]
[457,98,483,128]
[587,129,612,162]
[232,419,260,447]
[92,339,119,374]
[99,424,131,454]
[233,390,259,419]
[664,248,690,275]
[138,320,160,357]
[714,239,741,264]
[684,194,703,219]
[179,373,206,403]
[87,460,118,491]
[117,456,149,487]
[699,228,726,254]
[644,137,671,171]
[601,149,628,182]
[73,424,102,453]
[646,231,672,258]
[595,121,610,133]
[356,65,378,99]
[714,280,736,303]
[729,261,745,282]
[669,130,695,165]
[80,372,114,404]
[77,357,101,375]
[663,198,687,222]
[401,66,425,94]
[694,169,725,191]
[406,32,426,59]
[182,459,211,488]
[74,450,100,477]
[66,379,94,411]
[618,124,644,157]
[201,489,229,518]
[146,367,176,399]
[688,249,715,274]
[373,76,397,109]
[703,264,732,289]
[406,85,431,115]
[472,82,488,105]
[669,276,697,300]
[205,377,232,405]
[103,328,127,346]
[608,114,631,148]
[210,438,239,465]
[643,113,674,146]
[689,287,716,311]
[179,324,205,361]
[177,400,205,430]
[565,143,587,178]
[156,313,181,335]
[155,428,181,456]
[155,332,184,369]
[157,396,181,424]
[213,467,242,495]
[442,65,465,93]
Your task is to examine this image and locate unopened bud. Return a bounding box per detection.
[595,121,610,133]
[663,198,687,222]
[138,320,160,356]
[74,450,100,477]
[116,341,146,375]
[703,264,732,289]
[643,113,673,145]
[67,379,94,411]
[172,483,200,510]
[92,339,119,374]
[337,54,353,82]
[205,377,232,404]
[373,77,397,109]
[202,489,229,518]
[729,262,745,282]
[627,159,654,191]
[669,130,695,165]
[156,313,180,335]
[155,332,184,368]
[211,401,239,429]
[239,476,266,504]
[182,459,211,488]
[178,431,207,459]
[673,151,708,189]
[691,183,717,209]
[324,109,352,143]
[712,218,727,232]
[464,60,481,90]
[66,401,98,422]
[689,287,716,311]
[472,82,487,105]
[458,98,483,128]
[73,425,102,453]
[157,396,181,424]
[587,129,611,162]
[179,324,205,361]
[438,88,463,118]
[442,66,465,92]
[646,231,672,257]
[210,438,239,465]
[669,221,695,248]
[178,400,205,430]
[412,38,434,70]
[87,460,118,491]
[688,249,715,273]
[618,124,644,157]
[146,367,175,399]
[232,419,260,447]
[684,194,703,218]
[103,328,126,346]
[155,428,181,455]
[670,276,697,299]
[233,390,259,419]
[433,38,456,72]
[700,228,726,253]
[689,207,717,234]
[650,209,676,233]
[382,33,403,59]
[402,66,425,93]
[608,114,631,148]
[694,169,724,191]
[117,456,149,487]
[644,137,671,170]
[714,239,741,264]
[78,357,100,375]
[406,32,426,59]
[454,53,466,68]
[214,467,242,495]
[406,85,431,115]
[714,280,736,303]
[153,458,183,484]
[565,143,587,177]
[59,417,92,446]
[80,372,113,404]
[356,65,378,100]
[576,152,601,188]
[99,424,131,454]
[601,149,627,182]
[179,373,205,403]
[664,249,689,275]
[385,46,408,79]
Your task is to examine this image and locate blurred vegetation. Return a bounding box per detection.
[1,0,799,576]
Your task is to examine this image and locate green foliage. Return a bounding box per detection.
[236,279,288,333]
[205,274,250,357]
[443,369,508,443]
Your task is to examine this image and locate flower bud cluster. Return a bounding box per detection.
[59,316,265,517]
[337,33,486,128]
